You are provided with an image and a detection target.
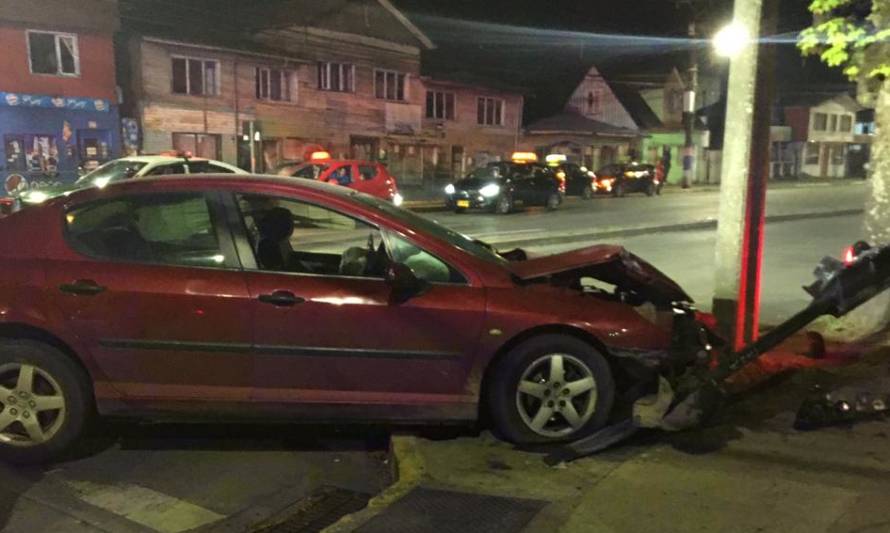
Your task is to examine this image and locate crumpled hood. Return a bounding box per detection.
[508,244,692,305]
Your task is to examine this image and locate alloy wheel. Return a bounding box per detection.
[496,195,511,214]
[515,353,597,438]
[0,363,66,447]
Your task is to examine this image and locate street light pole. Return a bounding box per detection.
[682,21,698,189]
[712,0,776,349]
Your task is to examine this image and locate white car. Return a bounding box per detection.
[18,154,247,206]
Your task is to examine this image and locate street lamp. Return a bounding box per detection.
[713,22,750,58]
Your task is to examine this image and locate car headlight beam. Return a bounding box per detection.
[479,184,500,198]
[444,184,456,195]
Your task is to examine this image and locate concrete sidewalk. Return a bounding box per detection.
[326,345,890,533]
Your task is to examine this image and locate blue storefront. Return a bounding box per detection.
[0,91,121,196]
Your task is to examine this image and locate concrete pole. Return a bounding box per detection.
[711,0,764,347]
[249,120,257,174]
[682,21,698,188]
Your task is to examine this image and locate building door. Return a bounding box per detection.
[819,144,829,177]
[451,145,464,180]
[350,136,379,161]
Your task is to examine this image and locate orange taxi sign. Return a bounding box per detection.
[309,151,332,161]
[510,152,538,163]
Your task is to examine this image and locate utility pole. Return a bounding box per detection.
[682,20,698,189]
[712,0,778,349]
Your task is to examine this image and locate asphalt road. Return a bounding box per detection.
[425,182,868,325]
[0,182,869,532]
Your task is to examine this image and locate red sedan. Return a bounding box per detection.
[277,154,403,206]
[0,175,711,463]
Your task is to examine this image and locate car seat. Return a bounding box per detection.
[256,207,295,271]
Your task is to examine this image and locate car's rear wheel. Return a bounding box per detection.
[0,340,92,464]
[494,194,513,215]
[487,334,614,445]
[545,192,561,211]
[645,181,657,197]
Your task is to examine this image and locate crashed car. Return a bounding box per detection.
[0,174,711,463]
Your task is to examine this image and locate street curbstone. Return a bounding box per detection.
[322,435,426,533]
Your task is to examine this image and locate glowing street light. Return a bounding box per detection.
[713,22,750,58]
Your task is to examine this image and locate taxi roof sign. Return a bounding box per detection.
[309,151,332,161]
[545,154,567,164]
[511,152,538,163]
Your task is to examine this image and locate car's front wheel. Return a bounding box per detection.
[612,181,625,198]
[581,185,594,200]
[545,192,561,211]
[487,334,614,445]
[494,194,513,215]
[0,340,92,464]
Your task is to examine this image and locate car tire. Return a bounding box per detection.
[645,181,656,197]
[454,207,467,214]
[0,340,93,464]
[581,186,594,200]
[545,192,561,211]
[494,194,513,215]
[487,334,615,446]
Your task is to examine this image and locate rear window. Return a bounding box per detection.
[65,193,227,268]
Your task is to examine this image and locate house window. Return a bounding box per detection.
[426,91,455,120]
[813,113,827,131]
[27,30,79,76]
[171,57,219,96]
[477,97,504,126]
[840,115,852,132]
[829,114,838,132]
[317,62,354,92]
[172,133,221,160]
[255,67,293,101]
[587,88,602,115]
[805,143,820,165]
[375,69,407,101]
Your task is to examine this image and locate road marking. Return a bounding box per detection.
[66,480,224,533]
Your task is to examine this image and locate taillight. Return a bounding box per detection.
[843,246,855,265]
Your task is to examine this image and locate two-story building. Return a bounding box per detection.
[419,75,524,181]
[776,93,864,178]
[120,0,456,186]
[523,66,641,171]
[0,0,121,194]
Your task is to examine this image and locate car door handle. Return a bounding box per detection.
[258,291,305,307]
[59,279,106,296]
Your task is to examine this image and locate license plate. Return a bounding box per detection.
[456,199,470,208]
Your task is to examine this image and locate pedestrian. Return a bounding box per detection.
[661,147,672,182]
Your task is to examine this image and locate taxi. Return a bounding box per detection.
[277,151,403,206]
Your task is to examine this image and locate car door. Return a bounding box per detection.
[45,191,255,404]
[355,163,386,198]
[509,166,536,203]
[227,192,486,407]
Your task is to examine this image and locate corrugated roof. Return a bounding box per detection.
[525,112,640,137]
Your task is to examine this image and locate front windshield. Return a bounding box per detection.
[352,192,508,266]
[466,165,506,181]
[76,160,148,186]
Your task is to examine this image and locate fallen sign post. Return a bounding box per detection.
[545,242,890,465]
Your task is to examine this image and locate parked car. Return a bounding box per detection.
[551,162,596,199]
[445,161,563,214]
[277,155,403,206]
[15,153,246,207]
[0,174,715,463]
[594,162,661,197]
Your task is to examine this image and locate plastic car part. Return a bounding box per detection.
[545,242,890,464]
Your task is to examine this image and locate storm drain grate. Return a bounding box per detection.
[252,486,371,533]
[356,487,547,533]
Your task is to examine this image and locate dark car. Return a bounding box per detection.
[0,174,713,464]
[551,163,596,199]
[594,163,661,197]
[445,162,563,214]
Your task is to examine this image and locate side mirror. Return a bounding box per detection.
[385,263,429,303]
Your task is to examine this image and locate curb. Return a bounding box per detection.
[485,208,863,249]
[322,436,425,533]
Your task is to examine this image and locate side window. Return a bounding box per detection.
[236,194,386,278]
[384,232,466,284]
[186,161,236,174]
[292,164,325,179]
[208,163,236,174]
[145,163,187,176]
[327,164,353,186]
[65,193,227,268]
[359,165,378,181]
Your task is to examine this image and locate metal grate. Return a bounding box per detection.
[252,486,371,533]
[356,487,546,533]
